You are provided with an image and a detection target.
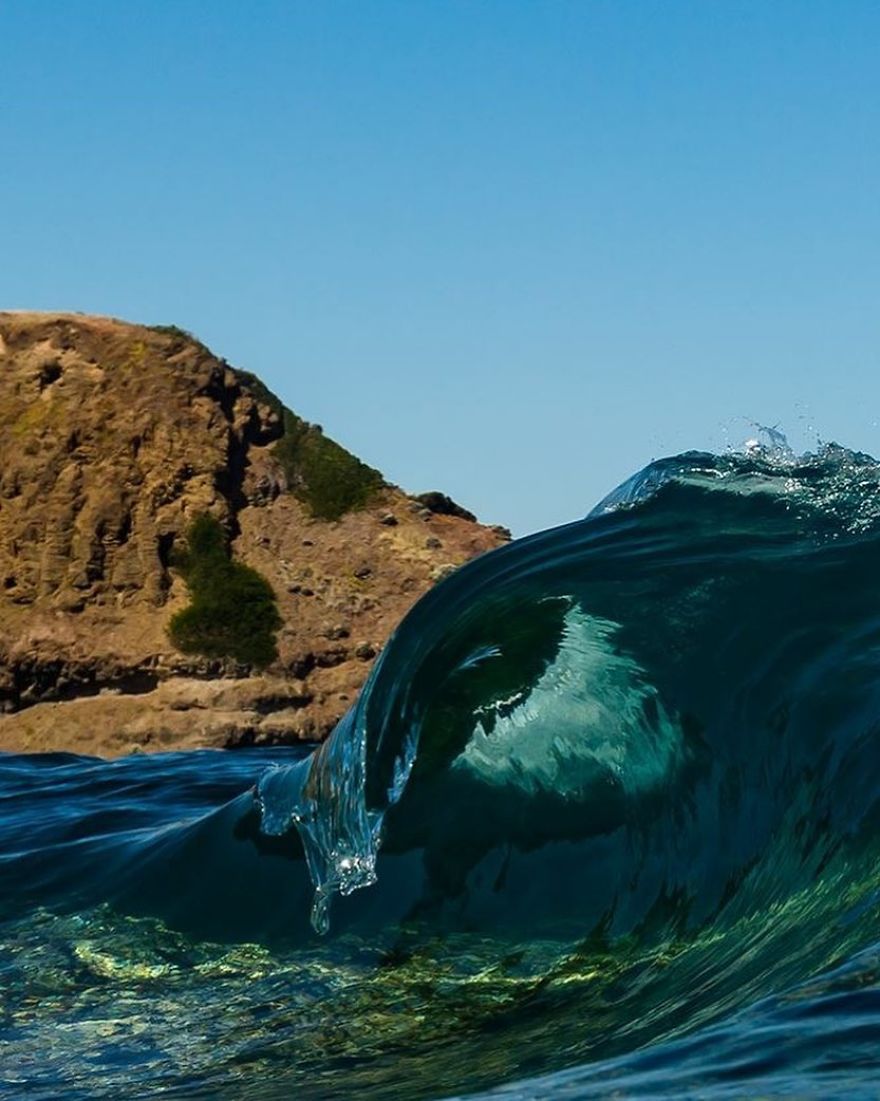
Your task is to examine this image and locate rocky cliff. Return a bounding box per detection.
[0,312,507,755]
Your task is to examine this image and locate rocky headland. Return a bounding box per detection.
[0,312,508,756]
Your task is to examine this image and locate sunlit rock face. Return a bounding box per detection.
[0,312,506,755]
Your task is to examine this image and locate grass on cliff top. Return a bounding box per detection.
[168,514,281,669]
[238,369,384,521]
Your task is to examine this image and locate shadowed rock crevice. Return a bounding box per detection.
[3,660,161,711]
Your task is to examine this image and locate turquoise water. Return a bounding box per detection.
[4,441,880,1098]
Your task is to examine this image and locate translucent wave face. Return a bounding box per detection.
[254,440,880,935]
[454,608,683,803]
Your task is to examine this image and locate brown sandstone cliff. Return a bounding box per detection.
[0,312,507,756]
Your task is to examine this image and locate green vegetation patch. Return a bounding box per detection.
[168,514,281,669]
[237,370,384,521]
[274,412,384,521]
[147,323,213,358]
[149,324,195,341]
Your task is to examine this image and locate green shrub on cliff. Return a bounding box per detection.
[236,370,384,521]
[168,514,281,668]
[274,411,384,521]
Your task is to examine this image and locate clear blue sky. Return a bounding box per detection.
[3,2,879,534]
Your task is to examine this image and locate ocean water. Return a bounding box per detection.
[4,441,880,1099]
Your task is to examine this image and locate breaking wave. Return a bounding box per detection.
[5,438,880,1098]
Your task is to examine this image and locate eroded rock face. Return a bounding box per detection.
[0,312,508,755]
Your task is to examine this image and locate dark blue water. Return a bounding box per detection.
[4,442,880,1099]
